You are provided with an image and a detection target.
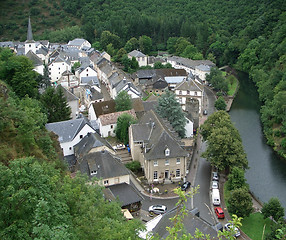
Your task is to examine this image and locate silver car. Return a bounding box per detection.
[212,172,219,181]
[211,181,219,189]
[148,204,167,214]
[225,223,241,238]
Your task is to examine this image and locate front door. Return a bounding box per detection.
[165,170,169,179]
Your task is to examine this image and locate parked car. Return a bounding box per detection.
[211,181,219,189]
[214,207,225,219]
[203,109,208,115]
[212,172,219,181]
[148,205,167,215]
[225,223,241,238]
[181,181,191,191]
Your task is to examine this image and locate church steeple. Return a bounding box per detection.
[27,16,33,41]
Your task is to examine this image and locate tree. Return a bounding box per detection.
[202,126,248,171]
[115,113,137,145]
[40,86,71,123]
[139,35,152,54]
[115,91,132,112]
[156,90,186,138]
[215,96,227,110]
[124,37,139,53]
[227,167,248,191]
[228,187,253,218]
[0,51,39,99]
[206,67,229,93]
[72,61,80,74]
[262,197,285,221]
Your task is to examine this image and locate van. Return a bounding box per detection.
[212,189,220,206]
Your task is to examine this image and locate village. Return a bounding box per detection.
[0,18,228,238]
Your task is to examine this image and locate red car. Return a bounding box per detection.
[215,207,225,219]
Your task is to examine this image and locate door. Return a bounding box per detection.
[165,170,169,179]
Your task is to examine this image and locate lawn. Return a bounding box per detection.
[227,75,238,96]
[241,212,272,240]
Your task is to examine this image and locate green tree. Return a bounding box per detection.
[72,61,80,74]
[262,197,285,221]
[202,126,248,172]
[115,91,132,112]
[227,167,248,191]
[228,187,253,218]
[115,113,137,145]
[124,37,139,53]
[139,35,152,54]
[114,48,127,62]
[100,30,121,50]
[206,67,229,93]
[156,90,186,138]
[215,96,227,110]
[0,51,39,98]
[40,86,71,123]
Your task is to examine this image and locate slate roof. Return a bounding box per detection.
[131,110,188,160]
[90,87,104,101]
[152,208,219,239]
[128,50,146,58]
[168,56,215,69]
[107,183,144,207]
[26,50,43,66]
[196,64,212,71]
[45,117,94,143]
[137,69,187,80]
[165,76,186,84]
[115,80,141,96]
[77,150,128,179]
[74,132,114,157]
[174,75,203,92]
[63,154,77,170]
[99,109,136,126]
[108,72,123,88]
[59,85,79,102]
[68,38,87,47]
[80,76,99,86]
[142,100,158,112]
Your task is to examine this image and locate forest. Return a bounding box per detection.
[1,0,285,157]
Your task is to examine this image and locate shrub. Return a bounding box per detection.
[125,161,141,173]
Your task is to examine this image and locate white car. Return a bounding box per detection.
[212,172,219,181]
[211,181,219,189]
[148,205,167,214]
[225,223,241,238]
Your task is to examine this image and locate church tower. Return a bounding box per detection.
[25,16,36,55]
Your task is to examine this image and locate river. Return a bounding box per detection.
[229,71,286,215]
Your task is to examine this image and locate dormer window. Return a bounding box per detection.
[91,170,97,175]
[165,148,170,156]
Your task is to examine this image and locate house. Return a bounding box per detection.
[194,64,212,83]
[67,38,91,50]
[48,53,72,83]
[128,50,148,67]
[112,78,141,99]
[88,99,116,122]
[45,117,96,156]
[129,110,189,184]
[98,109,137,137]
[174,72,204,113]
[59,86,80,119]
[140,208,222,239]
[58,70,79,88]
[75,149,130,186]
[25,50,44,75]
[135,69,187,95]
[167,56,215,79]
[106,183,143,212]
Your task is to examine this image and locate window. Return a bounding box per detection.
[154,160,158,166]
[58,67,60,70]
[69,147,72,150]
[195,91,197,96]
[187,90,190,94]
[179,90,182,95]
[176,158,180,164]
[154,171,158,180]
[165,148,170,156]
[111,125,113,129]
[165,159,169,165]
[104,180,109,185]
[176,169,180,177]
[80,135,83,139]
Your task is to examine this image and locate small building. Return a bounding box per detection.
[128,50,148,67]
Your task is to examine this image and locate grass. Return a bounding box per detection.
[241,212,272,240]
[227,75,238,96]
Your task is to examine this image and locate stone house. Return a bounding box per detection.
[129,110,189,184]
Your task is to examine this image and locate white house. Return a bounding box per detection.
[45,118,96,156]
[98,109,136,137]
[185,116,194,138]
[48,54,72,83]
[128,50,148,67]
[194,64,212,82]
[67,38,91,50]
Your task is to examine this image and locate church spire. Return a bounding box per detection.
[27,16,33,41]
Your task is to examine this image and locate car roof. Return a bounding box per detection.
[215,207,223,212]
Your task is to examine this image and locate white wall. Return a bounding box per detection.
[98,174,130,186]
[49,61,71,83]
[185,117,194,138]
